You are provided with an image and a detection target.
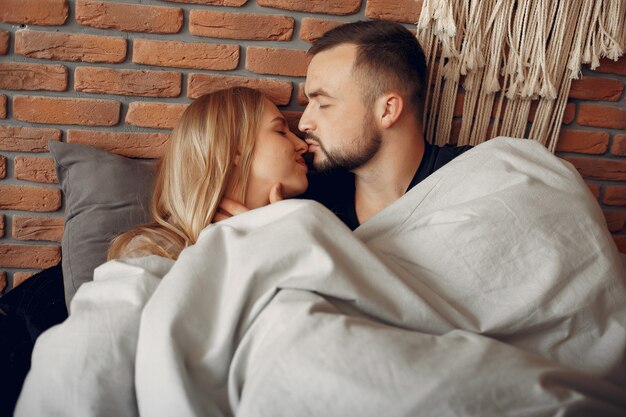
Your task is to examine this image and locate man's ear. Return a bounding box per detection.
[376,93,404,129]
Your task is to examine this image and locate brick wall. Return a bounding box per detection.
[0,0,625,293]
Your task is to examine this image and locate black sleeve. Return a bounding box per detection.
[0,263,67,417]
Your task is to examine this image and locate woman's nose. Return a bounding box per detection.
[292,134,308,153]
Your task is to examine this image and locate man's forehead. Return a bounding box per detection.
[309,44,357,74]
[305,44,358,95]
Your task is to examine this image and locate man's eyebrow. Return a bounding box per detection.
[306,88,334,100]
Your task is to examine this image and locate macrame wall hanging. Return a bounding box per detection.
[416,0,626,152]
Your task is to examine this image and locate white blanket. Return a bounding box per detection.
[16,138,626,417]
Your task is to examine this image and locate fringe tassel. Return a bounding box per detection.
[416,0,626,152]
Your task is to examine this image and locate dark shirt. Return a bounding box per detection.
[0,263,67,417]
[302,142,472,230]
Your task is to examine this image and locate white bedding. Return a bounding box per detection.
[16,138,626,417]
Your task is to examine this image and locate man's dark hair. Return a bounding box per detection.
[308,20,428,117]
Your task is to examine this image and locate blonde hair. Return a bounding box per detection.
[108,87,266,260]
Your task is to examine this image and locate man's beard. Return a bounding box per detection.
[308,117,382,173]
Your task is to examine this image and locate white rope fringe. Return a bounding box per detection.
[416,0,626,152]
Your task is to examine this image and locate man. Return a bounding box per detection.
[220,20,470,227]
[299,20,470,230]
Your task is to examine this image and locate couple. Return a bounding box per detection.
[108,20,467,259]
[18,20,626,417]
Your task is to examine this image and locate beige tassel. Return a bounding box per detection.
[416,0,626,152]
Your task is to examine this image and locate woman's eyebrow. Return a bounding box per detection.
[270,116,287,127]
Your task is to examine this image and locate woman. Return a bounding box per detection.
[108,87,308,260]
[15,87,309,417]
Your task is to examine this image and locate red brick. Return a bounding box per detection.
[161,0,247,5]
[0,244,60,269]
[604,210,626,233]
[300,18,345,43]
[0,0,68,25]
[190,10,294,41]
[76,0,183,34]
[15,30,126,63]
[569,77,624,101]
[14,156,58,184]
[13,96,120,126]
[257,0,360,15]
[603,186,626,206]
[246,47,310,77]
[556,129,609,154]
[0,124,62,152]
[577,104,626,130]
[126,102,188,130]
[561,103,576,125]
[454,93,465,117]
[0,185,61,212]
[0,62,68,91]
[365,0,422,24]
[613,235,626,254]
[133,39,238,71]
[188,73,292,105]
[0,271,5,293]
[564,156,626,181]
[0,156,5,179]
[75,67,181,98]
[0,215,4,237]
[0,95,6,118]
[12,215,64,242]
[297,83,308,105]
[587,183,600,200]
[593,56,626,77]
[0,31,9,55]
[13,271,37,287]
[611,134,626,156]
[449,118,462,144]
[67,130,168,159]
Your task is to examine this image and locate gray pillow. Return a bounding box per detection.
[49,141,156,309]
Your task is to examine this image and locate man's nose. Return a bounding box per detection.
[298,104,313,133]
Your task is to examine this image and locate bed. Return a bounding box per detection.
[7,138,626,416]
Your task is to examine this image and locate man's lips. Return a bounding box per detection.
[305,139,319,149]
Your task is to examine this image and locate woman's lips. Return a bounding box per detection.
[306,142,319,151]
